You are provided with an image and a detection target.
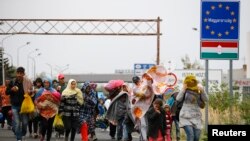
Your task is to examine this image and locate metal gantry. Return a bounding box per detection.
[0,17,162,64]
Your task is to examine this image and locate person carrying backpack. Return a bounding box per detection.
[176,75,208,141]
[166,92,181,141]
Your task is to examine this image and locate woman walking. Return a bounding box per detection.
[35,78,61,141]
[59,79,83,141]
[79,82,98,141]
[176,75,208,141]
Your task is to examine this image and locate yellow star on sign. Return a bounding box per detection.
[233,18,237,23]
[225,31,229,35]
[204,18,208,22]
[206,11,210,15]
[218,33,222,37]
[225,6,230,10]
[218,4,223,8]
[211,6,215,10]
[211,31,215,35]
[231,11,235,16]
[230,26,234,30]
[206,25,210,30]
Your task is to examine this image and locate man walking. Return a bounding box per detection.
[6,67,33,141]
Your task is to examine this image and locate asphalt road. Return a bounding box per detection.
[0,126,140,141]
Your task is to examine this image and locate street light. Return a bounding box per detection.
[28,53,41,79]
[1,34,15,85]
[46,63,53,78]
[54,64,69,73]
[17,42,31,66]
[192,27,198,31]
[27,48,39,75]
[0,34,15,47]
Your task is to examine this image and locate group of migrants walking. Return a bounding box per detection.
[0,65,208,141]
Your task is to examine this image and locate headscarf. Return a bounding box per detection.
[90,83,97,90]
[81,81,90,92]
[184,75,199,93]
[104,80,124,93]
[62,79,83,105]
[35,77,57,99]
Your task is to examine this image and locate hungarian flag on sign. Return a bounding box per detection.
[200,41,238,60]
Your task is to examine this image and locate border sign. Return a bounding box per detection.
[201,40,239,59]
[201,0,240,60]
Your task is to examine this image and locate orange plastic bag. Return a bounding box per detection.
[80,122,88,141]
[20,93,35,114]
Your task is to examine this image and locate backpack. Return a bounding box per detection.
[169,92,185,121]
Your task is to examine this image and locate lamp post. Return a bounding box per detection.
[46,63,53,78]
[17,42,30,67]
[60,64,69,73]
[54,64,69,73]
[1,34,15,85]
[0,34,15,47]
[27,49,39,75]
[28,53,41,79]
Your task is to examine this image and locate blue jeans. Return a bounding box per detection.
[12,106,29,140]
[183,125,201,141]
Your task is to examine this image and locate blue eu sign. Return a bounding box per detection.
[201,1,240,40]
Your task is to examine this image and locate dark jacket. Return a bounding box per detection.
[146,106,166,138]
[6,79,25,107]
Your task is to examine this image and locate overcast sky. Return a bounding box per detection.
[0,0,249,79]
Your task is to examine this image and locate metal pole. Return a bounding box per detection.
[27,49,39,75]
[229,60,233,121]
[17,42,30,66]
[205,59,209,133]
[156,17,160,65]
[1,34,15,85]
[46,63,53,78]
[60,65,69,73]
[0,47,4,85]
[28,56,35,80]
[32,57,36,80]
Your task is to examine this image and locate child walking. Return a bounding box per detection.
[164,104,173,141]
[147,98,166,141]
